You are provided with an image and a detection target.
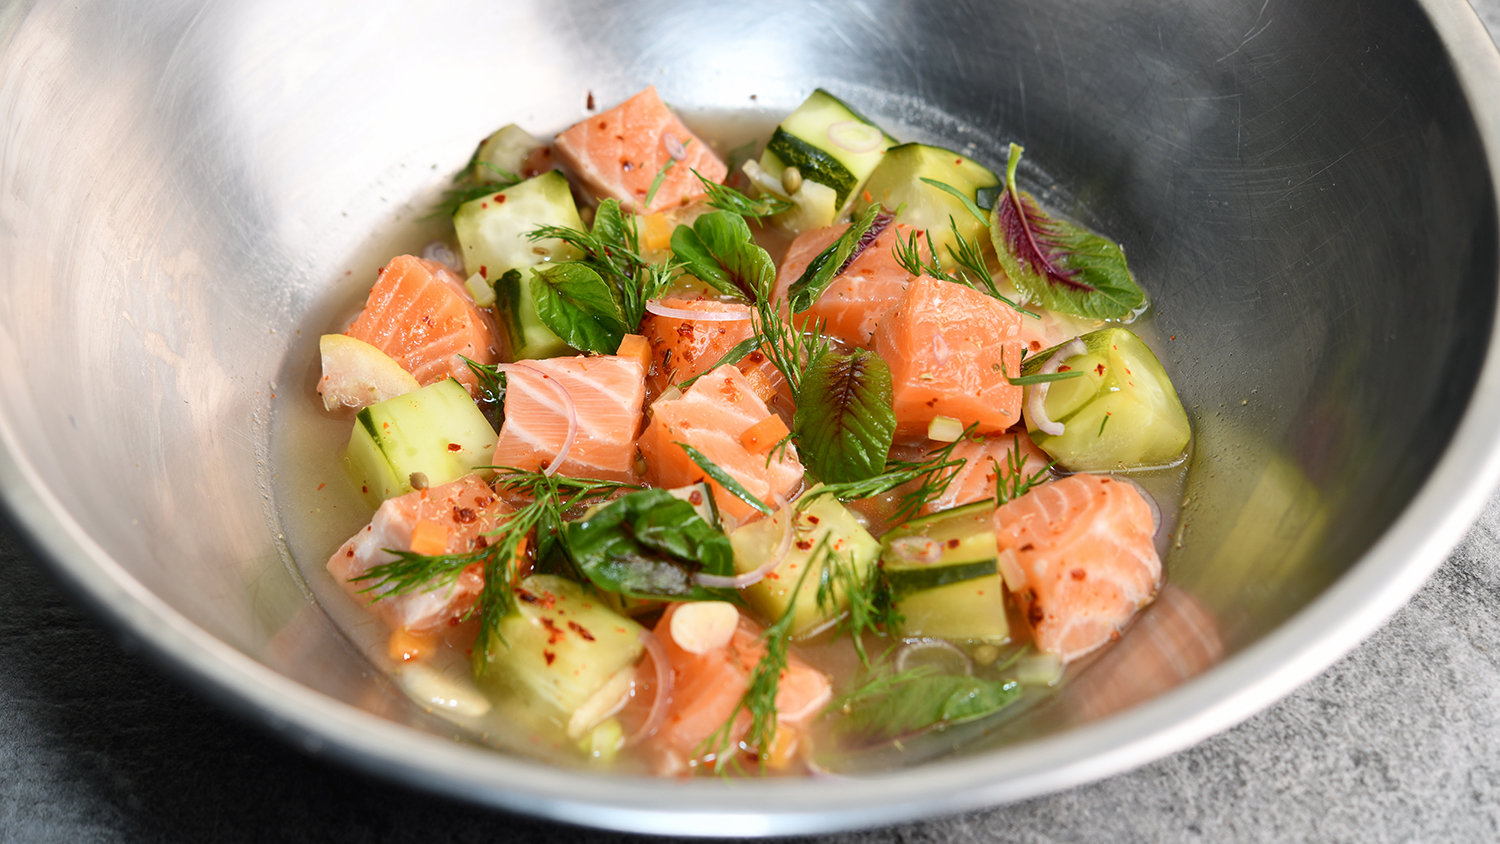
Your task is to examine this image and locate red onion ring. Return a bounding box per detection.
[894,639,974,676]
[693,494,794,589]
[644,300,752,322]
[421,240,461,272]
[626,628,673,747]
[663,131,687,161]
[826,120,884,154]
[1028,337,1086,437]
[890,535,942,564]
[499,363,577,476]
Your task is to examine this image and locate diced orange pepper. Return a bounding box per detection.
[409,519,450,556]
[617,334,652,375]
[740,414,791,454]
[387,626,438,663]
[763,725,800,770]
[642,212,673,253]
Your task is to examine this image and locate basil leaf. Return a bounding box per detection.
[990,144,1145,321]
[565,488,736,602]
[675,442,773,515]
[792,348,897,484]
[529,263,628,355]
[786,205,885,314]
[669,210,774,302]
[834,667,1023,744]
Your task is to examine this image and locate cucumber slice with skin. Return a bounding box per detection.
[454,171,583,360]
[1021,327,1191,471]
[853,143,1001,261]
[470,124,542,183]
[473,575,645,722]
[760,89,898,211]
[896,573,1010,644]
[729,490,881,639]
[342,378,497,508]
[881,499,998,601]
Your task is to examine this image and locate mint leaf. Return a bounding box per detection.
[793,348,897,484]
[565,489,736,602]
[990,144,1145,320]
[529,263,628,354]
[669,210,775,303]
[786,205,886,314]
[832,666,1022,744]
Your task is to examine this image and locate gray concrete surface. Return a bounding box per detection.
[5,3,1500,841]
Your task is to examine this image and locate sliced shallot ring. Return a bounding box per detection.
[663,131,687,161]
[693,493,794,589]
[421,240,461,272]
[826,120,884,154]
[499,363,578,476]
[931,333,951,366]
[1028,337,1086,437]
[894,638,974,676]
[890,535,943,564]
[644,300,752,322]
[626,628,673,747]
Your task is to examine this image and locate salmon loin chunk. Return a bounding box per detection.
[774,221,921,348]
[491,355,647,482]
[993,474,1162,662]
[646,603,831,773]
[639,297,782,404]
[344,255,500,397]
[922,434,1052,515]
[873,274,1025,438]
[326,475,510,633]
[638,365,803,524]
[553,86,728,215]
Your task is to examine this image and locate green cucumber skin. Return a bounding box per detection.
[881,498,1000,599]
[886,558,1000,602]
[342,379,497,509]
[766,128,858,207]
[760,89,897,211]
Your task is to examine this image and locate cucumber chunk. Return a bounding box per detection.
[470,124,542,183]
[453,171,583,360]
[852,143,1000,261]
[760,89,897,211]
[729,491,881,639]
[342,378,497,508]
[1021,327,1191,471]
[881,500,1008,644]
[473,575,645,722]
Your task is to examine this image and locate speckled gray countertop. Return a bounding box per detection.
[7,4,1500,843]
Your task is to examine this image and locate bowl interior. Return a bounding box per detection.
[1,0,1497,834]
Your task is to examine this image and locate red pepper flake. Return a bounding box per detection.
[479,265,488,279]
[586,91,596,110]
[1095,363,1106,376]
[795,540,813,551]
[494,194,505,203]
[447,442,462,452]
[689,490,703,505]
[806,515,820,525]
[1071,568,1087,581]
[1057,365,1072,372]
[946,538,960,549]
[361,485,369,494]
[540,617,566,644]
[453,506,476,524]
[544,650,556,666]
[317,483,326,491]
[568,621,596,641]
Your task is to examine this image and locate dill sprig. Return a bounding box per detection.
[749,274,832,399]
[526,200,677,328]
[429,161,522,219]
[694,169,794,219]
[816,542,901,666]
[796,426,977,525]
[891,222,1038,319]
[994,435,1054,506]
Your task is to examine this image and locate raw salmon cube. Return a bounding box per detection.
[639,297,782,404]
[638,365,803,524]
[873,274,1025,438]
[994,474,1162,662]
[646,603,831,773]
[491,355,647,482]
[344,255,500,398]
[553,86,728,215]
[326,475,510,633]
[773,221,922,348]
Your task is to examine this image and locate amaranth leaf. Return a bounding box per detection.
[786,205,887,314]
[793,348,897,484]
[990,143,1145,321]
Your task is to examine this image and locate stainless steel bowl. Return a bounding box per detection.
[3,0,1500,835]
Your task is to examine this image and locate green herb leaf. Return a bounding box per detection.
[643,153,680,209]
[991,144,1145,320]
[676,441,774,515]
[1005,369,1085,386]
[994,434,1054,505]
[793,348,897,484]
[815,542,899,666]
[669,210,774,302]
[919,178,990,227]
[786,205,883,314]
[695,170,794,219]
[530,263,629,354]
[831,666,1022,745]
[565,488,736,602]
